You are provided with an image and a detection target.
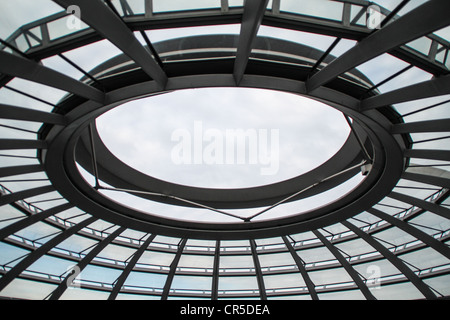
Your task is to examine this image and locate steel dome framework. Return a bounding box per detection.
[0,0,449,300]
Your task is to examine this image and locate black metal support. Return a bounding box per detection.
[250,239,267,300]
[0,216,97,292]
[313,229,376,300]
[282,236,318,300]
[49,226,125,299]
[161,238,187,300]
[108,233,156,300]
[307,0,450,92]
[342,220,438,299]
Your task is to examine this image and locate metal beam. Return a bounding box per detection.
[389,191,450,220]
[250,239,267,300]
[0,216,96,292]
[0,185,54,207]
[0,104,66,125]
[0,51,105,104]
[362,74,450,110]
[0,139,47,150]
[108,233,156,300]
[211,240,220,300]
[49,226,126,300]
[53,0,167,89]
[0,164,43,179]
[161,238,187,300]
[392,119,450,134]
[0,203,74,241]
[306,0,450,92]
[313,229,376,300]
[282,236,318,300]
[234,0,269,85]
[342,221,438,299]
[367,208,450,259]
[402,172,450,189]
[404,149,450,162]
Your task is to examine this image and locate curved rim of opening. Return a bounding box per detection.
[43,74,404,240]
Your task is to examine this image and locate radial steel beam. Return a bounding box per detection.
[282,236,318,300]
[306,0,450,92]
[405,149,450,162]
[0,104,66,125]
[53,0,168,89]
[161,238,187,300]
[342,221,438,299]
[108,233,156,300]
[250,239,267,300]
[0,216,96,292]
[313,229,376,300]
[0,203,74,241]
[0,139,47,150]
[0,51,105,104]
[233,0,269,85]
[392,119,450,134]
[0,185,55,207]
[362,74,450,110]
[0,164,43,179]
[389,191,450,220]
[49,226,126,300]
[367,208,450,259]
[402,172,450,189]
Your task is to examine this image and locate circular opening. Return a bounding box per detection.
[96,87,350,189]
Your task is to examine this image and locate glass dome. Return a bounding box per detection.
[0,0,449,302]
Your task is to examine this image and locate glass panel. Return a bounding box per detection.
[178,254,214,270]
[394,94,450,122]
[0,85,55,113]
[61,39,124,77]
[377,66,433,93]
[79,264,123,287]
[406,37,432,56]
[371,282,425,300]
[318,289,365,300]
[410,133,450,151]
[0,0,62,40]
[280,0,344,22]
[42,55,86,81]
[229,0,244,8]
[424,274,450,297]
[14,221,60,242]
[393,178,441,200]
[0,205,26,230]
[218,275,259,292]
[60,287,110,300]
[409,211,450,236]
[308,267,353,286]
[170,274,212,292]
[46,15,89,41]
[110,0,146,16]
[263,273,305,290]
[27,255,75,278]
[123,271,167,293]
[0,279,56,300]
[153,0,221,13]
[0,242,30,268]
[356,53,410,90]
